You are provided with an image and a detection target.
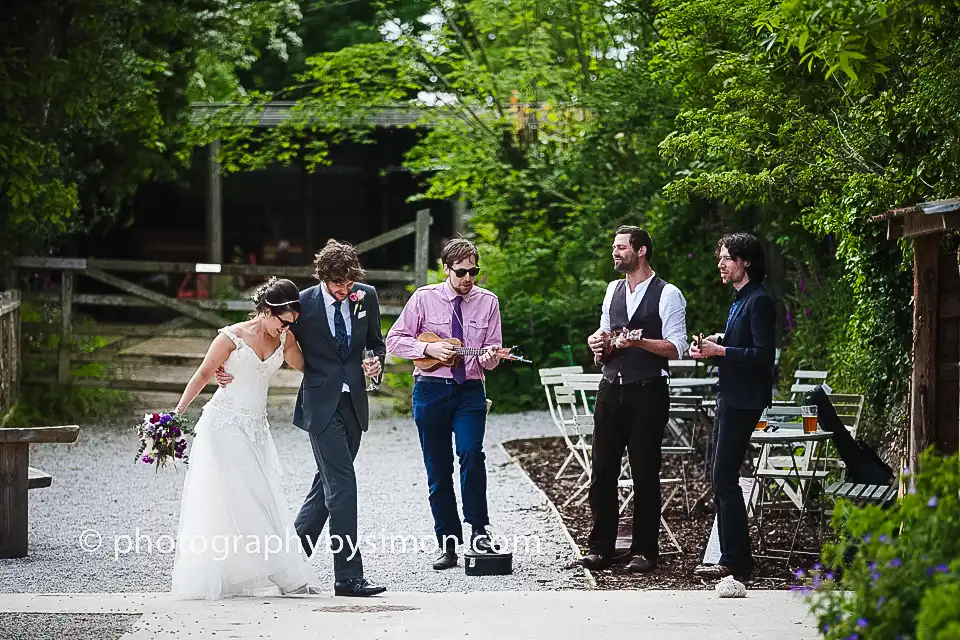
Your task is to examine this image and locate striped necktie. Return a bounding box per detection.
[451,295,466,384]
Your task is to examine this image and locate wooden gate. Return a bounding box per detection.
[10,210,431,396]
[0,291,21,418]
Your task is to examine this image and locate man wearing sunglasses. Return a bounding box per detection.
[386,238,504,571]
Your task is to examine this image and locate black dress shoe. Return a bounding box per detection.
[433,550,458,570]
[579,552,612,570]
[694,563,752,580]
[626,554,657,573]
[470,528,499,554]
[334,577,387,597]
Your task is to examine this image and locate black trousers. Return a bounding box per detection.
[587,377,669,560]
[710,395,762,571]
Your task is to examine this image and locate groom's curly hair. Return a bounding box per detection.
[313,239,366,283]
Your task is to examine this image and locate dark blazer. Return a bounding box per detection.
[291,282,386,433]
[716,281,777,411]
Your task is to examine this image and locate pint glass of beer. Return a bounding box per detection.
[756,408,768,431]
[802,405,818,433]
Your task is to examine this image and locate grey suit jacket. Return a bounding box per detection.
[291,282,386,433]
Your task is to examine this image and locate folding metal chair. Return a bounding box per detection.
[538,366,584,479]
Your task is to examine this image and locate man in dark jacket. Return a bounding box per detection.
[690,232,776,580]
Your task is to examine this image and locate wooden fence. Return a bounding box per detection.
[10,210,431,391]
[0,290,21,417]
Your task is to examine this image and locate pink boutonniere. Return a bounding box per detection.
[349,289,366,316]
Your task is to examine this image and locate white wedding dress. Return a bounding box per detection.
[171,327,316,600]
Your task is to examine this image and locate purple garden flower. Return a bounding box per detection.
[879,534,889,543]
[889,558,902,568]
[856,618,868,629]
[928,496,938,507]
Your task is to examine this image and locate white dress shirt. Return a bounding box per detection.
[320,282,352,392]
[599,272,689,375]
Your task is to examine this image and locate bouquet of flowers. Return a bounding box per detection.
[134,411,195,470]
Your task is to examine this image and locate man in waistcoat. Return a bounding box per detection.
[582,225,688,573]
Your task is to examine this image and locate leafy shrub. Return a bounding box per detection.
[796,450,960,640]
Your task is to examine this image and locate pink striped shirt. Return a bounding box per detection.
[386,282,503,380]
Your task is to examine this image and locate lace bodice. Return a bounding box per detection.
[202,327,285,420]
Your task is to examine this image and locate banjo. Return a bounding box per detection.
[413,332,532,371]
[594,328,644,366]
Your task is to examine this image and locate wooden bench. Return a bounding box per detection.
[0,425,80,558]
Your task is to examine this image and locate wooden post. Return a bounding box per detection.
[207,139,223,295]
[452,194,470,237]
[910,234,939,470]
[414,209,431,289]
[58,271,73,384]
[0,443,29,558]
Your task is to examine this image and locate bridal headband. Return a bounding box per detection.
[264,299,300,306]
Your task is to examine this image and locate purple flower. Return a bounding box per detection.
[798,273,808,295]
[846,634,859,640]
[856,618,868,629]
[824,572,835,581]
[786,310,795,329]
[869,562,878,570]
[936,564,949,573]
[687,253,693,258]
[794,569,805,579]
[871,571,881,583]
[879,534,889,543]
[864,534,872,543]
[928,496,938,507]
[876,596,886,610]
[142,454,154,464]
[813,562,823,571]
[889,558,902,568]
[803,307,809,316]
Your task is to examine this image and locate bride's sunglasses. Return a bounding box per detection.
[452,267,480,278]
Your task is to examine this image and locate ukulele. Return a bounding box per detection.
[413,332,532,371]
[594,328,644,366]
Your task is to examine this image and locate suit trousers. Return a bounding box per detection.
[412,377,489,549]
[294,392,364,581]
[587,377,669,560]
[710,395,761,571]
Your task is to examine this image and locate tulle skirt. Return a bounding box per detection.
[170,403,316,600]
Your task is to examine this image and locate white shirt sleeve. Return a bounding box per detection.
[599,281,618,333]
[659,284,689,359]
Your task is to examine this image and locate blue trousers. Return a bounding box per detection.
[412,377,489,548]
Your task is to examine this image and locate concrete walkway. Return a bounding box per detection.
[0,590,820,639]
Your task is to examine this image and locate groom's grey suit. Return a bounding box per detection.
[291,281,385,581]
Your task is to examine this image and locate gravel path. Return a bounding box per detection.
[1,401,587,594]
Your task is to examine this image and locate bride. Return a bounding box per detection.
[169,277,316,600]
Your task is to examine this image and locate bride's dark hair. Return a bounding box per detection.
[251,277,301,318]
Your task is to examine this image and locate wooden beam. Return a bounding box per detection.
[27,292,256,311]
[207,139,223,297]
[12,257,416,282]
[58,271,73,384]
[68,324,217,338]
[911,234,939,467]
[414,209,431,289]
[82,268,232,328]
[354,221,417,255]
[0,443,28,558]
[903,211,960,237]
[0,425,80,444]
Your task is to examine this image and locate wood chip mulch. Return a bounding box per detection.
[503,433,826,590]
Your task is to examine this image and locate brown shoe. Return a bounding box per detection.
[626,554,657,573]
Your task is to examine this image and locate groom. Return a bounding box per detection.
[216,239,387,597]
